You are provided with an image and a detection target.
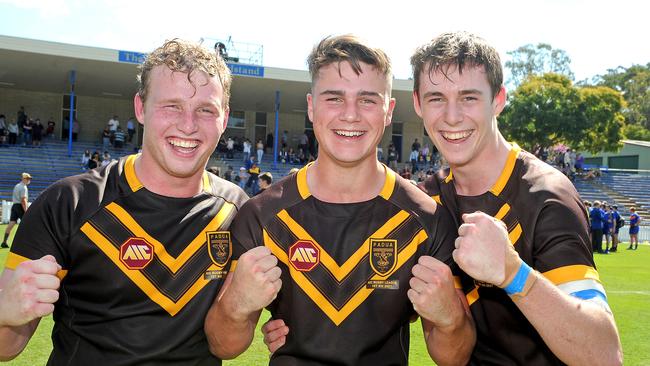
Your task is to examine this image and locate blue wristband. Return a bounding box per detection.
[503,262,532,295]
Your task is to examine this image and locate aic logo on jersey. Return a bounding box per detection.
[370,239,397,276]
[120,237,154,270]
[289,240,320,272]
[207,231,231,269]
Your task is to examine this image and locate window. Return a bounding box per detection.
[228,111,245,128]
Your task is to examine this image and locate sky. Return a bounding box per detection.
[0,0,648,84]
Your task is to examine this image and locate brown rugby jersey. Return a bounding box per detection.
[5,155,248,366]
[423,144,607,366]
[230,164,457,366]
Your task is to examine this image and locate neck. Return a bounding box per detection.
[451,133,512,196]
[307,158,385,203]
[134,154,204,198]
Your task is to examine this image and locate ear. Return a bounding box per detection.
[306,93,314,124]
[412,91,423,118]
[385,97,396,127]
[134,94,145,125]
[493,86,507,117]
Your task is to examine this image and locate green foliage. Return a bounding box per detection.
[501,74,625,153]
[622,123,650,141]
[597,63,650,129]
[505,43,574,88]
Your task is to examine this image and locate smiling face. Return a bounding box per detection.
[134,65,228,186]
[413,64,505,171]
[307,61,395,168]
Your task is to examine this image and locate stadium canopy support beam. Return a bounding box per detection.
[67,70,76,157]
[273,90,280,170]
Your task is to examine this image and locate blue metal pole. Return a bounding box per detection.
[273,90,280,170]
[68,71,76,157]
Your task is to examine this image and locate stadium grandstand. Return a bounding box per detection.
[0,34,648,241]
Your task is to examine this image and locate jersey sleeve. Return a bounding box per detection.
[428,202,458,268]
[5,183,74,271]
[533,198,609,310]
[229,199,266,262]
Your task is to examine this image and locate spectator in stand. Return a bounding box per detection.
[409,148,419,173]
[589,200,605,254]
[32,119,44,146]
[226,137,234,159]
[223,165,234,182]
[113,127,126,148]
[46,118,56,138]
[387,142,398,171]
[421,143,430,167]
[610,205,622,252]
[126,117,136,143]
[101,151,112,167]
[411,138,420,153]
[298,130,309,154]
[242,138,251,162]
[87,151,100,170]
[81,150,91,170]
[101,128,111,150]
[256,172,273,196]
[237,167,248,190]
[266,133,273,153]
[246,162,260,195]
[628,207,641,250]
[281,130,288,149]
[17,107,27,140]
[575,153,584,173]
[0,114,6,137]
[108,115,120,144]
[7,120,18,145]
[72,118,80,141]
[1,173,32,248]
[62,117,70,140]
[22,118,33,146]
[256,139,264,164]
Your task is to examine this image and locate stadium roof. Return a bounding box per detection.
[0,35,419,123]
[624,140,650,148]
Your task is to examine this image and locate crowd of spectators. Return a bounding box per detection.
[0,107,56,147]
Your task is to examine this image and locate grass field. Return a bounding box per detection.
[0,224,648,365]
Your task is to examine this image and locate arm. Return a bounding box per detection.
[204,246,281,359]
[21,196,28,213]
[0,256,61,360]
[454,212,622,366]
[408,256,474,366]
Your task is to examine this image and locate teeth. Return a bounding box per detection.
[168,138,198,148]
[441,130,472,140]
[335,130,364,137]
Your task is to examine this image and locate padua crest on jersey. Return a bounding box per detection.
[207,231,232,269]
[120,237,154,270]
[289,240,320,272]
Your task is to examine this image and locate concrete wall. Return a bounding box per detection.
[581,142,650,170]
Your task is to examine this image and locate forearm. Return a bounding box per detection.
[423,314,475,366]
[0,320,39,361]
[516,274,622,366]
[204,296,260,359]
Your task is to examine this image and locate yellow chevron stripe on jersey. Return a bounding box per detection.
[453,276,462,289]
[495,203,510,221]
[466,285,480,306]
[264,229,428,325]
[277,209,411,281]
[490,144,520,196]
[105,201,235,274]
[509,223,522,246]
[296,163,312,199]
[81,222,218,316]
[432,195,442,205]
[4,252,68,279]
[378,165,396,200]
[124,154,143,192]
[542,265,600,285]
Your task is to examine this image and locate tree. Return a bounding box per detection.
[596,63,650,130]
[501,74,625,153]
[622,123,650,141]
[505,43,574,88]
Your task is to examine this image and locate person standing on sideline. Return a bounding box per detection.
[628,207,641,250]
[610,205,622,252]
[590,201,605,254]
[256,139,264,164]
[126,116,136,143]
[0,39,248,365]
[1,173,32,249]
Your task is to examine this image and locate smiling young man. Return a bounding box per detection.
[205,34,474,366]
[412,32,622,365]
[0,39,248,365]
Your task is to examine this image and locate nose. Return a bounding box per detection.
[339,100,361,123]
[177,110,198,134]
[444,100,463,126]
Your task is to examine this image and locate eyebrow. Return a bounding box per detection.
[421,89,483,99]
[319,90,384,98]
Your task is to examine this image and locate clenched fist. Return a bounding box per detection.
[0,255,61,327]
[229,246,282,316]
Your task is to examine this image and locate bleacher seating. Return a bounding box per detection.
[0,138,134,201]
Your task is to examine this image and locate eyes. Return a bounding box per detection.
[324,97,379,105]
[162,104,218,116]
[425,95,479,104]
